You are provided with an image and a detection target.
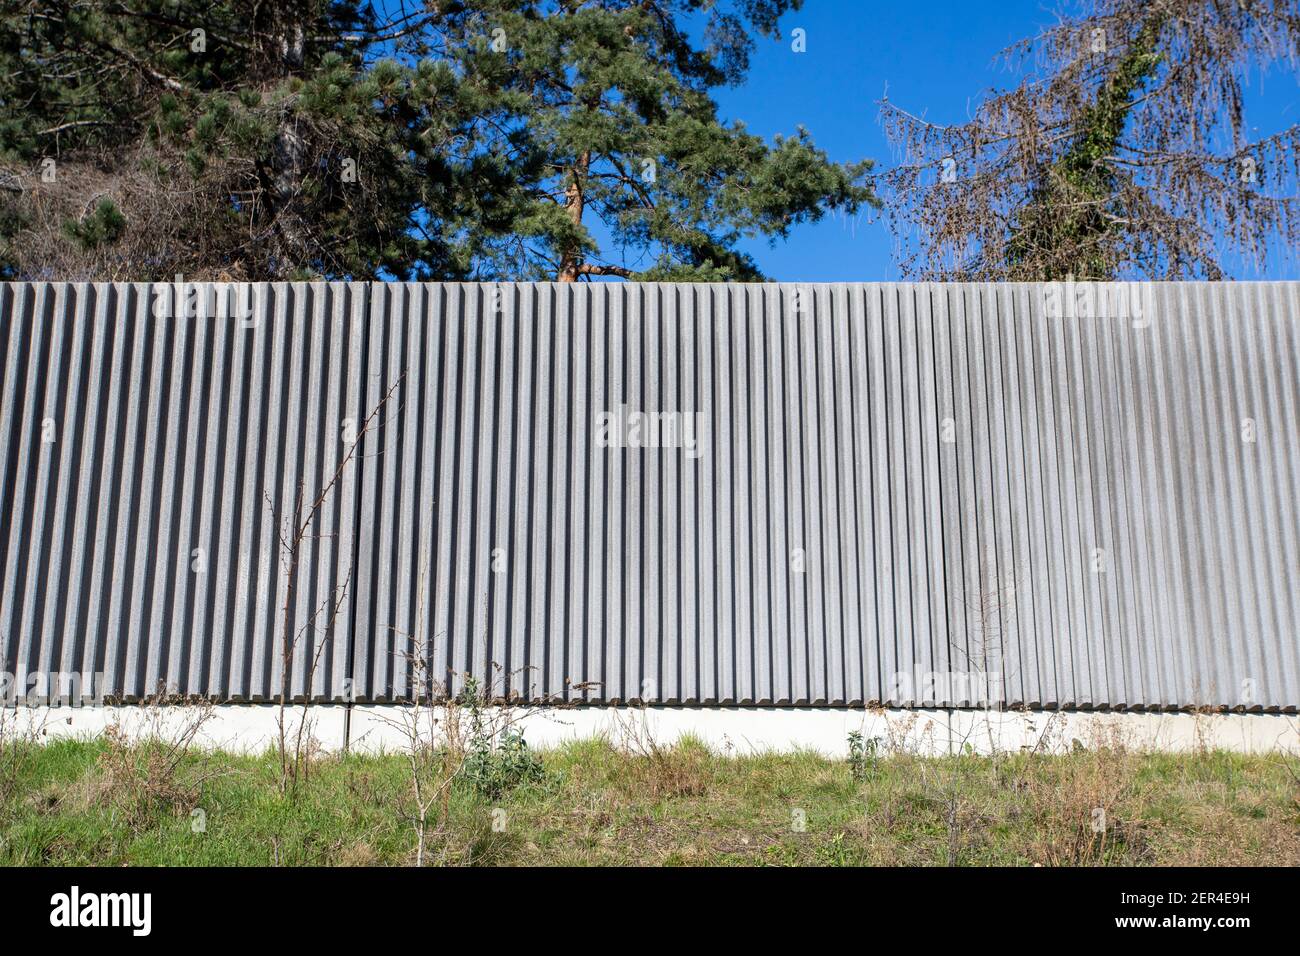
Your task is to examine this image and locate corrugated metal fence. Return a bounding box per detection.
[1,281,1296,710]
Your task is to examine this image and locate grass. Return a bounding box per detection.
[1,734,1297,866]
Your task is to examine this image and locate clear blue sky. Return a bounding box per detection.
[703,0,1300,281]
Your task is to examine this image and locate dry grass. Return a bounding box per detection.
[1,147,255,282]
[1,727,1297,866]
[611,714,714,800]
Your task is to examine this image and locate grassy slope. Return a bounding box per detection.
[1,736,1297,866]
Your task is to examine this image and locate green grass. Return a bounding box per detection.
[1,736,1297,866]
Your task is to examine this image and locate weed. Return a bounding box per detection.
[3,730,1298,866]
[0,703,46,809]
[458,680,547,800]
[848,731,881,783]
[92,695,220,831]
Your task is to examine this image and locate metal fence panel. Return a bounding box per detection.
[0,281,1295,709]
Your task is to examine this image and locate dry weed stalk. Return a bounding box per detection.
[376,650,463,867]
[95,686,220,829]
[376,552,550,865]
[0,697,48,809]
[1269,718,1300,818]
[268,371,405,795]
[1027,735,1148,865]
[610,706,711,799]
[378,662,548,865]
[373,551,464,866]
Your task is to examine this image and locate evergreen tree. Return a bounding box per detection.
[442,0,878,280]
[0,1,876,281]
[1,0,482,279]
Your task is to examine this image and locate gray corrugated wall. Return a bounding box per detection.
[0,281,1296,709]
[0,282,366,702]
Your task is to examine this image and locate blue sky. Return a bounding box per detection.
[701,0,1300,281]
[373,0,1300,281]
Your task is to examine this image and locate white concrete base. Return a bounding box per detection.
[11,704,1299,756]
[8,704,344,756]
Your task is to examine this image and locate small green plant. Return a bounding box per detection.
[462,729,546,800]
[848,731,881,783]
[819,830,854,865]
[457,679,547,800]
[61,198,126,249]
[0,739,1296,866]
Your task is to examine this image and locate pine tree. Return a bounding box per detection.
[444,0,878,280]
[1,1,876,282]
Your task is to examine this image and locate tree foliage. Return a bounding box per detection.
[0,0,875,281]
[442,0,877,280]
[1,0,489,279]
[880,0,1300,281]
